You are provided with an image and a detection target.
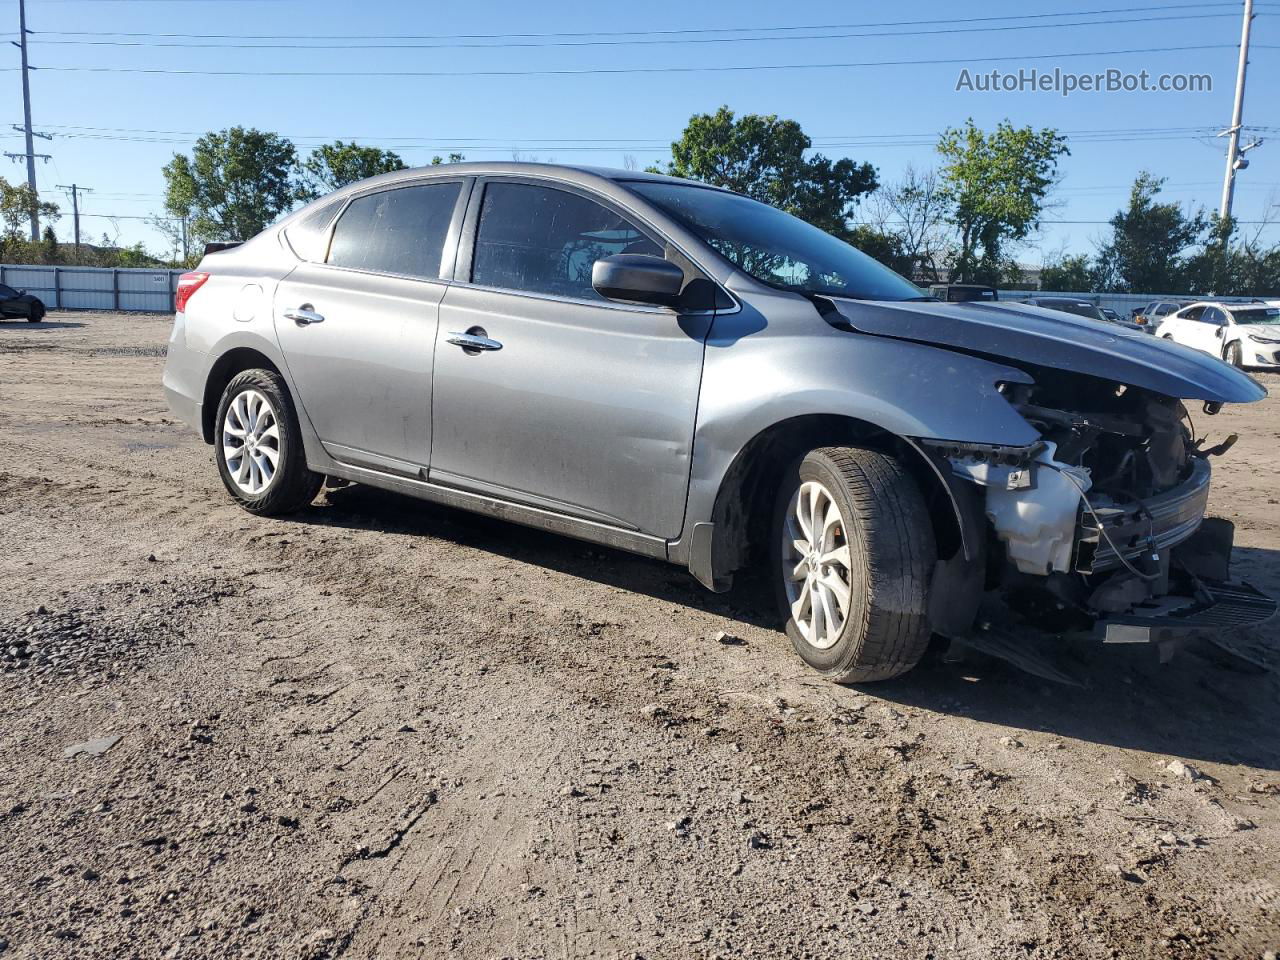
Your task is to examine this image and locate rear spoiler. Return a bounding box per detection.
[203,241,243,256]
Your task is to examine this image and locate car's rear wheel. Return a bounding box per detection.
[26,305,42,322]
[214,369,322,515]
[773,446,935,683]
[1225,340,1243,367]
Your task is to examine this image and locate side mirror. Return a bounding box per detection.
[1215,326,1225,338]
[591,254,685,308]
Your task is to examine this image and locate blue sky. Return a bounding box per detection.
[1,0,1277,263]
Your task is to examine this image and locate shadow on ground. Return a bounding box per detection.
[0,320,86,330]
[300,482,1280,773]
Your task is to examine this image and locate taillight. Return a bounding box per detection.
[175,272,210,313]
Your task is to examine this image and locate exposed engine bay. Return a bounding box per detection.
[918,366,1273,659]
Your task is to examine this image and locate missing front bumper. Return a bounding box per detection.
[1075,456,1212,574]
[1098,580,1277,644]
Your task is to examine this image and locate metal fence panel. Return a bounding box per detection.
[0,263,183,312]
[0,263,1270,317]
[998,289,1264,316]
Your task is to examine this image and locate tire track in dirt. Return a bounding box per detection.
[2,314,1279,958]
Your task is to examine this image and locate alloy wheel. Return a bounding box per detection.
[221,388,280,496]
[782,480,855,650]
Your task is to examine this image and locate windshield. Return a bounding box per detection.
[1231,306,1280,325]
[628,181,924,301]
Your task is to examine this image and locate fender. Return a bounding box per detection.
[669,297,1040,583]
[192,327,329,472]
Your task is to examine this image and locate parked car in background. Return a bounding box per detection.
[162,162,1273,684]
[1132,299,1185,329]
[0,284,45,322]
[1155,300,1280,368]
[1022,296,1107,320]
[1022,296,1150,332]
[928,283,997,302]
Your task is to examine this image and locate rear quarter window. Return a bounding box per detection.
[283,198,345,262]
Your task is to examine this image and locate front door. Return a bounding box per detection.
[273,180,465,474]
[428,180,711,539]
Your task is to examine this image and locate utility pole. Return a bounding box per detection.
[56,183,92,258]
[15,0,42,241]
[1219,0,1261,229]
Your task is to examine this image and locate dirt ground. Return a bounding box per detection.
[1,311,1279,960]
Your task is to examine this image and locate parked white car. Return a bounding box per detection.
[1155,301,1280,368]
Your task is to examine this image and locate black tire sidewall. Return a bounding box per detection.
[1227,341,1242,367]
[772,453,871,676]
[213,369,314,514]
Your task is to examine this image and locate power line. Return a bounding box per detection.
[16,3,1245,41]
[21,122,1238,142]
[20,11,1245,50]
[19,44,1243,79]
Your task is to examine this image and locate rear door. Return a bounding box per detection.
[1196,306,1228,356]
[428,178,713,539]
[273,178,469,475]
[1163,305,1202,346]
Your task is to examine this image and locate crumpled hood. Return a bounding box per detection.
[826,298,1266,404]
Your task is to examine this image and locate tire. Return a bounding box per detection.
[213,368,322,515]
[1224,341,1243,367]
[773,446,936,683]
[26,306,42,323]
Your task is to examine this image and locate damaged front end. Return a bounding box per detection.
[918,369,1276,676]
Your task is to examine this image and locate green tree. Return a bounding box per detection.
[431,153,466,165]
[866,166,952,282]
[664,106,878,238]
[1180,217,1280,297]
[0,176,59,258]
[847,225,915,277]
[1093,173,1206,292]
[936,119,1068,285]
[299,140,407,200]
[39,225,59,264]
[1040,252,1095,291]
[163,127,298,244]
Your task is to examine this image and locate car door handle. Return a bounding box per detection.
[446,331,503,352]
[284,305,325,326]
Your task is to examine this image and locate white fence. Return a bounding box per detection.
[997,289,1266,316]
[0,264,184,313]
[0,263,1267,317]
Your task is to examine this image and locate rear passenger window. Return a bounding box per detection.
[472,182,662,301]
[327,182,461,279]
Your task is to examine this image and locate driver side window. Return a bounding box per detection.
[471,182,662,301]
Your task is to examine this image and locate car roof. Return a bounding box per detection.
[1034,297,1094,306]
[319,161,721,197]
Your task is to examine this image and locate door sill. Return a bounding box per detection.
[322,460,670,562]
[427,468,637,530]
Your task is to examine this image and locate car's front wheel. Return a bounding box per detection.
[773,446,936,683]
[1225,340,1243,367]
[214,369,322,515]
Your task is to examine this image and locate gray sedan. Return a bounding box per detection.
[164,163,1272,683]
